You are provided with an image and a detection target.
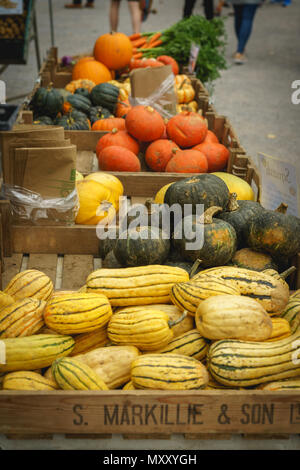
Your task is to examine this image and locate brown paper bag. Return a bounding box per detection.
[6,145,78,225]
[130,65,177,119]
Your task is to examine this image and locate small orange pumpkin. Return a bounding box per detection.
[125,105,165,142]
[92,118,126,132]
[166,112,208,148]
[115,98,132,118]
[72,59,112,85]
[165,149,208,174]
[145,139,179,172]
[97,145,141,172]
[193,142,230,172]
[96,128,140,156]
[94,32,133,71]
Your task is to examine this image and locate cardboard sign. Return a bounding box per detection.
[257,152,299,216]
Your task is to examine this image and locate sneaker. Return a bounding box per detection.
[64,3,83,8]
[234,52,247,64]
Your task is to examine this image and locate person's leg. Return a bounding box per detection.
[236,4,258,53]
[233,4,243,39]
[203,0,214,19]
[183,0,197,17]
[128,0,141,35]
[110,0,121,31]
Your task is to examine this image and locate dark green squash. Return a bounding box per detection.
[74,87,91,99]
[98,229,120,259]
[113,225,170,267]
[172,206,237,267]
[89,106,112,125]
[56,88,71,102]
[123,199,170,232]
[217,192,265,248]
[231,248,278,272]
[90,83,120,113]
[164,174,230,215]
[245,203,300,259]
[102,250,123,268]
[54,110,90,130]
[33,115,54,126]
[66,94,92,115]
[30,83,64,118]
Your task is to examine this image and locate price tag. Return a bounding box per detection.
[0,0,23,15]
[188,43,200,74]
[257,152,299,216]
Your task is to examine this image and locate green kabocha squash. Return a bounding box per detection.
[245,203,300,259]
[123,200,170,231]
[55,110,90,130]
[113,225,170,267]
[33,115,54,126]
[56,88,71,102]
[172,206,237,267]
[164,174,230,214]
[30,83,64,118]
[65,94,92,115]
[164,260,194,274]
[89,106,112,125]
[74,87,91,99]
[90,83,120,113]
[217,192,265,248]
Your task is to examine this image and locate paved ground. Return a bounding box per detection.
[1,0,300,450]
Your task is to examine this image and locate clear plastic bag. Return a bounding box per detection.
[2,183,79,225]
[129,73,177,120]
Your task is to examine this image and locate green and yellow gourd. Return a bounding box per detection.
[267,317,291,342]
[86,265,189,306]
[207,330,300,388]
[0,334,75,373]
[280,293,300,334]
[107,309,186,351]
[152,329,209,361]
[0,298,46,338]
[0,291,15,309]
[193,266,289,315]
[2,370,59,391]
[51,357,109,390]
[44,292,112,334]
[4,269,54,301]
[131,354,209,390]
[170,275,240,317]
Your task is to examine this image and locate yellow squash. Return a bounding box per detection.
[2,370,59,391]
[52,357,109,391]
[4,269,53,301]
[0,298,45,338]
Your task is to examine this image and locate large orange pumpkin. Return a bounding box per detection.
[92,118,126,131]
[72,59,112,85]
[97,146,141,172]
[166,112,208,148]
[145,139,179,172]
[96,128,140,156]
[193,142,230,172]
[165,149,208,174]
[125,105,165,142]
[94,32,133,71]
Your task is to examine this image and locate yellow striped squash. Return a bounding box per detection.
[193,266,289,315]
[207,329,300,387]
[204,372,245,390]
[195,295,273,341]
[2,371,59,391]
[0,334,75,373]
[115,304,195,338]
[107,309,178,351]
[4,269,54,301]
[131,353,209,390]
[280,295,300,333]
[0,291,15,309]
[70,327,110,356]
[291,290,300,299]
[44,292,112,334]
[0,298,45,338]
[51,357,109,390]
[122,380,136,390]
[266,317,291,342]
[170,276,240,316]
[86,265,189,306]
[257,377,300,391]
[74,345,140,389]
[152,329,209,360]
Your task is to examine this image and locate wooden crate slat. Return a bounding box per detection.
[184,433,232,440]
[27,254,59,285]
[2,254,23,289]
[61,255,94,290]
[123,433,171,440]
[5,433,53,440]
[64,433,112,439]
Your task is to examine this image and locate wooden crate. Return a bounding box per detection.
[0,248,300,440]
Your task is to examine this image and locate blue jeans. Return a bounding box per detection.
[233,4,258,53]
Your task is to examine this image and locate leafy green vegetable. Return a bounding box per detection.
[140,16,227,83]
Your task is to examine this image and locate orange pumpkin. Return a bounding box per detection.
[94,32,133,71]
[145,139,179,172]
[115,98,132,118]
[97,145,141,172]
[72,59,112,85]
[165,149,208,174]
[125,105,165,142]
[92,118,126,132]
[193,141,230,172]
[96,128,140,156]
[203,130,219,144]
[166,112,208,148]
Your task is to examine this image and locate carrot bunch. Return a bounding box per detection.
[129,32,163,59]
